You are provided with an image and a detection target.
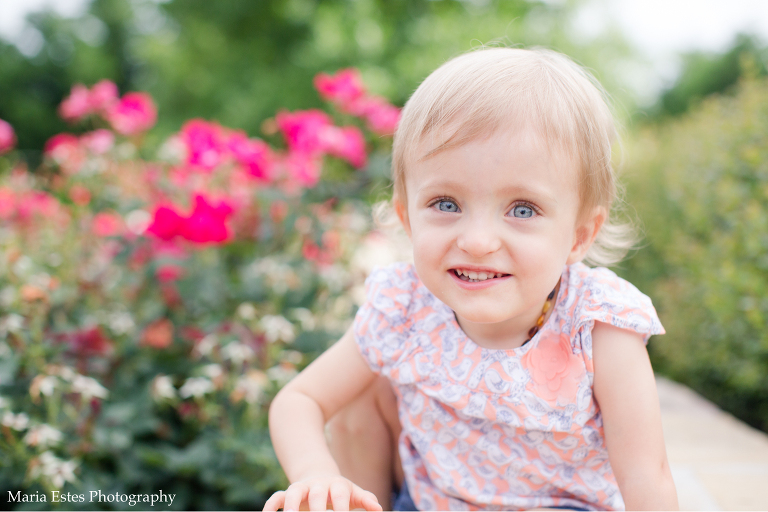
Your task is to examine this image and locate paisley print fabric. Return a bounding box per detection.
[353,262,664,511]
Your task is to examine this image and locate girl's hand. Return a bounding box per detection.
[262,475,382,512]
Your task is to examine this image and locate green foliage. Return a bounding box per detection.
[621,75,768,432]
[643,34,768,120]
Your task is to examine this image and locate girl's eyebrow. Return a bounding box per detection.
[415,180,558,204]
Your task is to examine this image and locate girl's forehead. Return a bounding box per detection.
[409,126,578,177]
[406,128,581,195]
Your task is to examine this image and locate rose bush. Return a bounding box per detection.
[621,73,768,433]
[0,69,399,509]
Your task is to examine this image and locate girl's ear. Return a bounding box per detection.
[393,195,412,238]
[566,206,606,265]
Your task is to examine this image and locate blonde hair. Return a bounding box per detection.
[389,46,636,267]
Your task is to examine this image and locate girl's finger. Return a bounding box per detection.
[307,484,329,511]
[262,491,286,512]
[283,483,309,512]
[329,480,352,511]
[349,487,382,512]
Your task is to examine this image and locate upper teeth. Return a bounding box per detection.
[455,269,504,281]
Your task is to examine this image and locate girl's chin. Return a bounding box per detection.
[452,308,519,326]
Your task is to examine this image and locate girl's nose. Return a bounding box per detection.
[456,218,502,257]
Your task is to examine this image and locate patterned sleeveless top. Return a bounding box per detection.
[353,262,664,511]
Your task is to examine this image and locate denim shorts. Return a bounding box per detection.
[391,481,592,511]
[391,479,418,511]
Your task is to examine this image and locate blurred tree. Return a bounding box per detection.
[621,73,768,432]
[0,0,637,162]
[646,34,768,119]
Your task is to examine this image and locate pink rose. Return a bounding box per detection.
[44,134,85,174]
[44,133,80,156]
[227,130,275,181]
[0,119,16,154]
[16,191,60,222]
[0,187,15,219]
[92,211,124,237]
[80,129,115,154]
[523,333,585,404]
[146,205,185,241]
[180,194,233,244]
[320,125,367,168]
[179,119,228,172]
[89,80,119,112]
[69,184,91,206]
[302,240,321,262]
[283,151,322,188]
[156,264,185,282]
[59,84,92,122]
[348,96,400,135]
[106,92,157,135]
[314,68,366,107]
[276,109,333,155]
[58,327,113,357]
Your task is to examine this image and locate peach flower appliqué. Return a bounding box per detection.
[523,333,585,404]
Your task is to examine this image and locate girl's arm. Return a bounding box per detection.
[592,322,679,510]
[264,327,383,512]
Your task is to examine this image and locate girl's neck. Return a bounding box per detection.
[454,279,561,350]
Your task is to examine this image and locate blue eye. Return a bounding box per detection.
[511,205,535,218]
[436,200,460,213]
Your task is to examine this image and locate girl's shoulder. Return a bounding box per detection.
[561,262,665,344]
[354,262,444,378]
[362,262,433,319]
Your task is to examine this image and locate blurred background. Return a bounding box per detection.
[0,0,767,509]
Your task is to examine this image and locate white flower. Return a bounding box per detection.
[39,376,57,396]
[1,313,24,334]
[30,273,51,289]
[51,459,78,489]
[55,366,76,382]
[0,286,15,308]
[290,308,316,331]
[125,209,152,235]
[71,375,109,400]
[24,424,63,448]
[46,252,63,267]
[157,135,187,164]
[12,255,33,276]
[178,377,213,399]
[30,451,77,489]
[246,258,295,295]
[221,342,255,365]
[319,264,348,292]
[233,370,268,404]
[30,374,58,398]
[108,311,135,335]
[201,364,223,379]
[236,302,256,320]
[281,350,303,365]
[151,375,176,400]
[2,411,30,430]
[261,315,295,344]
[194,334,218,358]
[267,364,298,386]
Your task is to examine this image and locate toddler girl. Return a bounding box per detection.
[263,47,678,511]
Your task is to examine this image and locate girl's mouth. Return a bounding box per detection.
[452,268,510,283]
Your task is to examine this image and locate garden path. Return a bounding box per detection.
[658,376,768,510]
